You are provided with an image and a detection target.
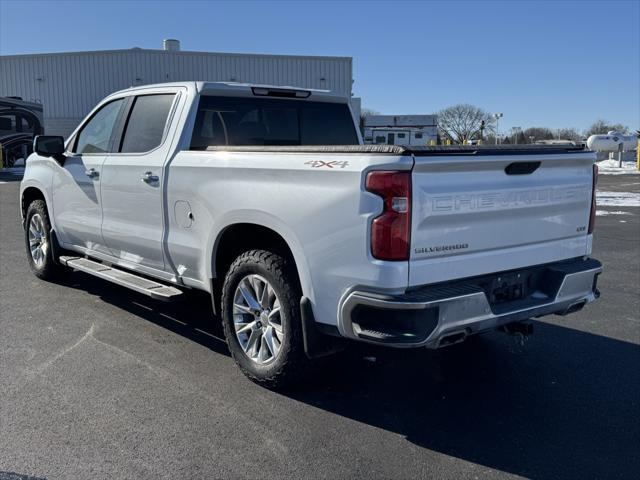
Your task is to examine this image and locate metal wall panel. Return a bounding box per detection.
[0,49,352,136]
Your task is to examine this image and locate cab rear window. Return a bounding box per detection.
[190,96,358,149]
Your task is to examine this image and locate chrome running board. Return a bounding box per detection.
[60,256,183,301]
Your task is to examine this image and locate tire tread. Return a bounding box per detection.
[221,249,310,388]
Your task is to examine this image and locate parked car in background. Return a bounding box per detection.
[20,82,602,388]
[0,96,44,168]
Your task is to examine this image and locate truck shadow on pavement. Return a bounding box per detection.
[64,271,231,358]
[300,328,640,479]
[65,271,639,480]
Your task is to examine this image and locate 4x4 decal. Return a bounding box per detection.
[304,160,350,169]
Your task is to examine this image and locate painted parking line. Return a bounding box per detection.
[595,210,633,216]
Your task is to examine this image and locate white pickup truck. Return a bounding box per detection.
[20,82,602,387]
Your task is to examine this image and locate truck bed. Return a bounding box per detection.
[204,144,587,155]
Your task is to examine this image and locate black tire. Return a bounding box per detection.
[24,199,66,281]
[221,249,310,388]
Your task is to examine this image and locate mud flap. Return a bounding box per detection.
[300,296,347,359]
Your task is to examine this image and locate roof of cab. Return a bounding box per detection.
[198,81,348,103]
[108,81,349,103]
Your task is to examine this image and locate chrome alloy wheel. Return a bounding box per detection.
[28,213,48,268]
[233,274,284,364]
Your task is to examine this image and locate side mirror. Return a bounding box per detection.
[33,135,65,164]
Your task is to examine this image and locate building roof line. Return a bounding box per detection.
[0,48,352,62]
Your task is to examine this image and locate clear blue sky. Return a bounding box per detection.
[1,0,638,132]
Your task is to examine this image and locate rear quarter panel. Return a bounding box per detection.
[165,150,412,328]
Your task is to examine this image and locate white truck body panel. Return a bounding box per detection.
[409,152,594,286]
[98,85,187,271]
[51,151,108,252]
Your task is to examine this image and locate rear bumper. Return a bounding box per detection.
[339,257,602,348]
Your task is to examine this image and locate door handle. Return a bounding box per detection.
[85,168,99,179]
[141,171,159,184]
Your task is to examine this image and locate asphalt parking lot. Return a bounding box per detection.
[1,170,638,480]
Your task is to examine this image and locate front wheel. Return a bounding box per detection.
[221,249,310,388]
[24,199,66,281]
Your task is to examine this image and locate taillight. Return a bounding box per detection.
[588,164,598,234]
[365,171,411,260]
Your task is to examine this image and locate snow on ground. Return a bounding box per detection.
[596,190,640,207]
[596,210,633,216]
[596,159,640,175]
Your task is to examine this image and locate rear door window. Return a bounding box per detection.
[190,96,358,148]
[119,94,175,153]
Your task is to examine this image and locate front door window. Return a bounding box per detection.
[74,99,124,154]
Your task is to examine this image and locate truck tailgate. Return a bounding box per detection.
[409,150,595,286]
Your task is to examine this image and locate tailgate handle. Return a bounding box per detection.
[505,161,541,175]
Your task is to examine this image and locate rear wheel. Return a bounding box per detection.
[221,249,310,388]
[24,200,66,281]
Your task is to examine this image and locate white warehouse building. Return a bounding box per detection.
[0,40,357,137]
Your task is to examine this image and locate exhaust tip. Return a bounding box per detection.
[437,330,468,348]
[557,300,587,316]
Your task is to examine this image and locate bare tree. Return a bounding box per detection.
[360,107,379,119]
[556,128,582,142]
[437,104,494,144]
[585,119,629,136]
[522,127,555,143]
[359,108,380,135]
